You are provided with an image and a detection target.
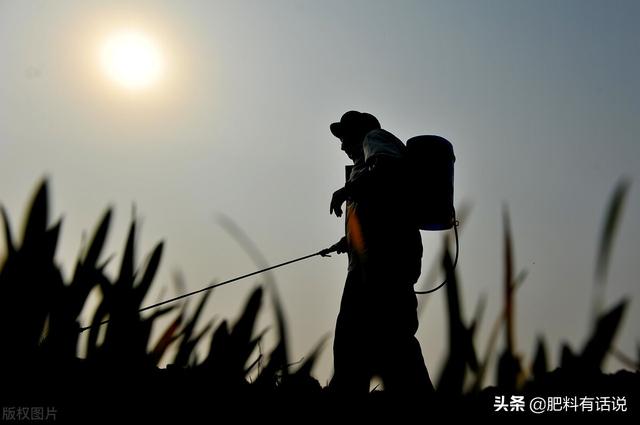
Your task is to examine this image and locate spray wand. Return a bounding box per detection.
[79,250,326,333]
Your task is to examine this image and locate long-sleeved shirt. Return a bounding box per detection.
[344,129,423,282]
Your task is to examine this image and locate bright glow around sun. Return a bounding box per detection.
[101,30,164,90]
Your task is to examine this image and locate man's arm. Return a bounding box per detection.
[319,236,348,256]
[330,156,399,217]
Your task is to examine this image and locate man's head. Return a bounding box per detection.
[330,111,380,160]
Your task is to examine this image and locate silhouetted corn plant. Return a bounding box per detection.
[0,180,62,367]
[496,206,525,391]
[436,249,478,395]
[85,219,172,369]
[43,208,112,363]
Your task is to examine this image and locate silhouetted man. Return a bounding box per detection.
[321,111,434,396]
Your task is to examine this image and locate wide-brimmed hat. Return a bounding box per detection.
[330,110,380,139]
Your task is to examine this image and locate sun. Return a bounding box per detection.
[100,30,165,90]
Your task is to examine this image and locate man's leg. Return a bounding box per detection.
[330,270,370,395]
[372,278,435,395]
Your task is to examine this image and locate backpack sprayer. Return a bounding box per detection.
[407,135,459,294]
[79,135,457,332]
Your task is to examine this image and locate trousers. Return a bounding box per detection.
[331,261,434,395]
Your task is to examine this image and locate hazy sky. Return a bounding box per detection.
[1,0,638,384]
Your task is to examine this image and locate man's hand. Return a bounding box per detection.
[330,187,348,217]
[319,237,348,257]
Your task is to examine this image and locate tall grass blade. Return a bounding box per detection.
[595,179,631,284]
[582,299,628,369]
[45,220,62,262]
[150,312,183,366]
[118,221,136,288]
[185,321,214,367]
[174,291,212,367]
[231,287,262,352]
[592,179,631,327]
[68,211,113,320]
[21,179,48,250]
[136,242,164,304]
[83,209,112,267]
[502,205,515,353]
[496,206,522,391]
[472,267,527,391]
[437,249,473,394]
[1,206,15,256]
